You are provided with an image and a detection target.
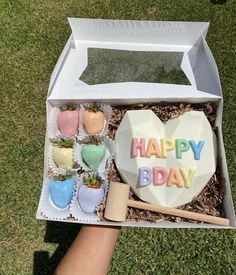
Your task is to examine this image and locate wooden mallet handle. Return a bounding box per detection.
[127,200,229,226]
[104,182,229,226]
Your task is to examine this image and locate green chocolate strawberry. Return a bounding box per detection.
[81,138,106,170]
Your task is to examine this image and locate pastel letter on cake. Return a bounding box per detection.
[189,140,205,160]
[145,138,161,158]
[167,168,184,188]
[176,139,190,159]
[180,168,196,188]
[131,138,145,158]
[138,167,152,187]
[161,138,175,158]
[153,167,168,185]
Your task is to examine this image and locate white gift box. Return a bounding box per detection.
[37,18,235,228]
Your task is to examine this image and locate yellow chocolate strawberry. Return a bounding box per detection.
[51,138,74,169]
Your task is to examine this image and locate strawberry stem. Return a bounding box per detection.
[59,104,77,111]
[53,171,74,181]
[83,172,102,188]
[83,136,101,145]
[83,103,103,113]
[51,138,74,148]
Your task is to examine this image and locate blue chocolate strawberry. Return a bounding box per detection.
[81,137,106,170]
[49,174,75,209]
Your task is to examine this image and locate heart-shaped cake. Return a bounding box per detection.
[115,110,217,208]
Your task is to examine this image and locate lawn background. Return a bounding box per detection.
[0,0,235,274]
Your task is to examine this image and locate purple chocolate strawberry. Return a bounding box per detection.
[78,173,104,213]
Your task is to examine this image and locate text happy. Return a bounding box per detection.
[131,138,205,160]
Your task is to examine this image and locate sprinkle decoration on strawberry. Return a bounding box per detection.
[81,136,106,170]
[51,138,75,169]
[78,172,105,213]
[57,104,79,137]
[82,103,105,134]
[49,172,75,209]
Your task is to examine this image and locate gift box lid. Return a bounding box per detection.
[47,18,222,103]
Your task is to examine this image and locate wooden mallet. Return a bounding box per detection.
[104,182,229,226]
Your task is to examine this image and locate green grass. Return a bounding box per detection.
[0,0,236,274]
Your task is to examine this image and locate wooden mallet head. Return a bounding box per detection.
[104,181,130,222]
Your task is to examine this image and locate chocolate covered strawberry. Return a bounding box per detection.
[81,136,106,170]
[51,138,74,169]
[57,104,79,136]
[82,103,105,134]
[78,173,105,213]
[49,173,75,209]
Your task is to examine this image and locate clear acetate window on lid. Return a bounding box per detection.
[79,48,191,86]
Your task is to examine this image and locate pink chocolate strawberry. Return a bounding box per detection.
[57,104,79,136]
